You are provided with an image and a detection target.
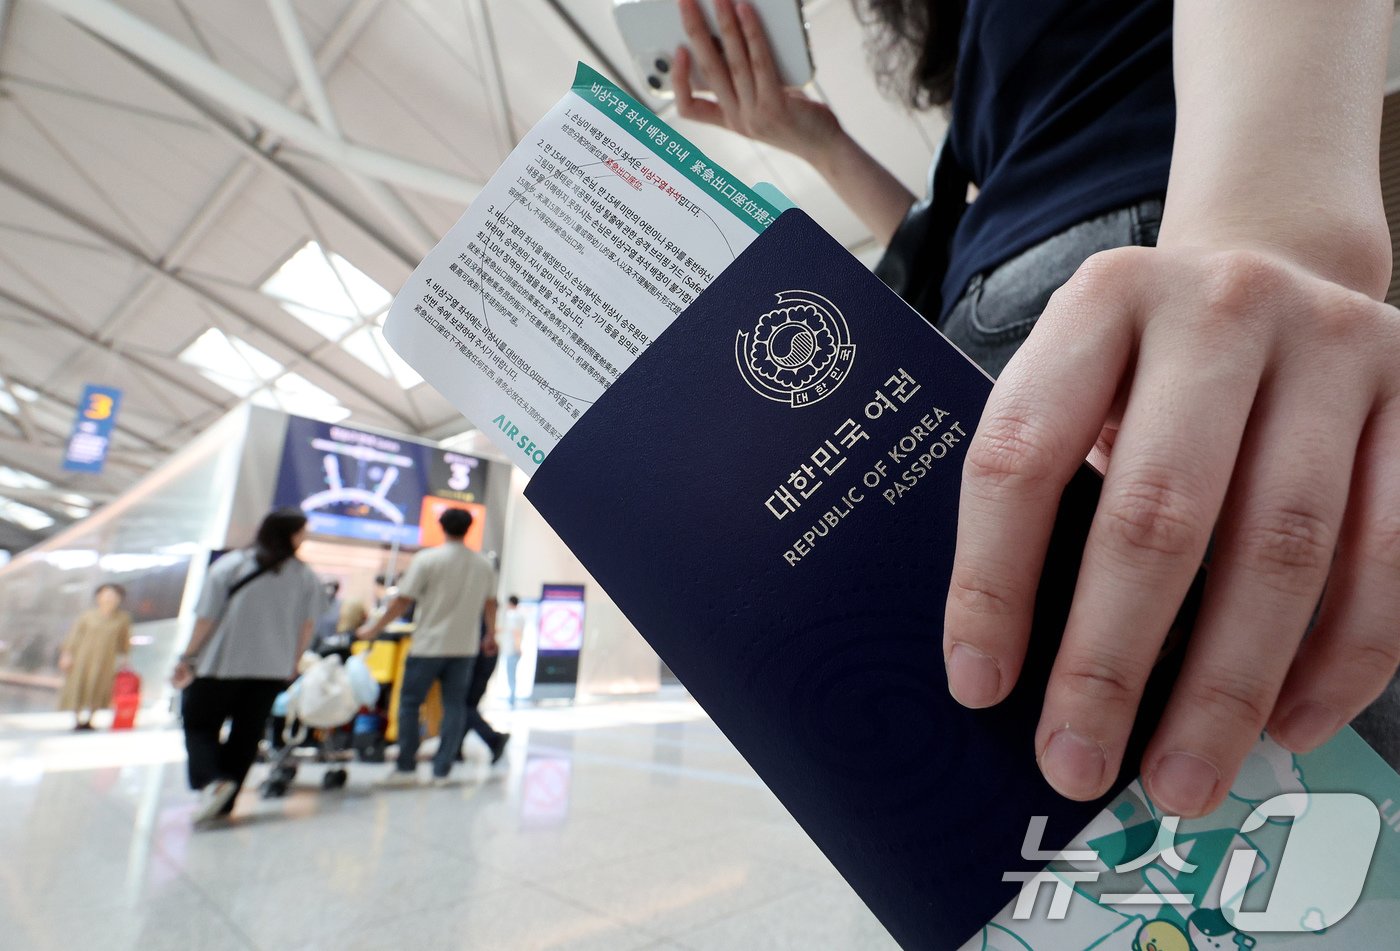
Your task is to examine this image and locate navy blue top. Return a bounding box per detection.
[940,0,1176,312]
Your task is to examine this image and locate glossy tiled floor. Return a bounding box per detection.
[0,688,898,951]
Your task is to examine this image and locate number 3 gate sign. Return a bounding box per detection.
[63,384,122,474]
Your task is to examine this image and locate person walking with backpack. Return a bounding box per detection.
[172,509,324,825]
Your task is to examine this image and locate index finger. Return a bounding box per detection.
[709,0,755,108]
[736,1,782,98]
[1035,302,1261,803]
[679,0,738,112]
[944,254,1141,709]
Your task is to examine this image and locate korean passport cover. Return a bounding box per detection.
[525,209,1184,949]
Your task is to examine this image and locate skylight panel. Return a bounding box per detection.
[178,328,285,398]
[0,376,37,416]
[383,345,423,388]
[261,241,417,389]
[278,303,353,341]
[262,241,390,326]
[230,334,284,380]
[262,242,359,320]
[341,316,423,389]
[178,328,347,420]
[0,496,54,531]
[332,254,392,315]
[253,372,352,423]
[0,467,51,490]
[56,493,92,519]
[339,324,389,377]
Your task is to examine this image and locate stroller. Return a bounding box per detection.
[261,652,378,797]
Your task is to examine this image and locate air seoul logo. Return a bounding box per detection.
[735,290,856,407]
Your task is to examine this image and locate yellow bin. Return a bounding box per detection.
[351,635,442,743]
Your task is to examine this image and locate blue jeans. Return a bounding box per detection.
[457,651,504,755]
[937,199,1162,376]
[397,655,474,777]
[505,654,520,706]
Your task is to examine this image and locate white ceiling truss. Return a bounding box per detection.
[0,0,947,550]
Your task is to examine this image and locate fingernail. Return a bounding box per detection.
[1148,751,1221,818]
[1271,702,1342,752]
[947,643,1001,707]
[1039,727,1107,800]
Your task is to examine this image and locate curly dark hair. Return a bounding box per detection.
[855,0,965,110]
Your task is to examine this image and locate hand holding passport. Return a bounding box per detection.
[385,63,1400,949]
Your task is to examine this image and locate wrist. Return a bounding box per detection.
[802,127,858,180]
[1159,195,1391,300]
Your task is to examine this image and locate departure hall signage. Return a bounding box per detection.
[382,63,1400,949]
[273,415,490,549]
[62,383,122,474]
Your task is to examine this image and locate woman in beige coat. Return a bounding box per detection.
[58,583,133,731]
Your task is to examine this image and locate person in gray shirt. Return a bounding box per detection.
[172,509,323,824]
[358,507,498,786]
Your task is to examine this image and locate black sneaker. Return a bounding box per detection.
[490,733,510,765]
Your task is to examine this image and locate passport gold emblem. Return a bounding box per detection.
[736,290,856,407]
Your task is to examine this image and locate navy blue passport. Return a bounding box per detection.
[526,210,1185,949]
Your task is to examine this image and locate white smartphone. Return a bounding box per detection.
[613,0,814,97]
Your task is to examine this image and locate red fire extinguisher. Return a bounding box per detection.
[112,668,141,731]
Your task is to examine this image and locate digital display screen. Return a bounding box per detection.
[537,583,585,652]
[273,416,491,547]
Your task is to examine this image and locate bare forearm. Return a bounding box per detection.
[673,0,913,244]
[360,595,412,639]
[809,132,916,248]
[182,618,217,659]
[1162,0,1392,295]
[296,620,314,657]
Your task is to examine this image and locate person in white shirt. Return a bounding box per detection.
[499,596,526,707]
[357,508,497,786]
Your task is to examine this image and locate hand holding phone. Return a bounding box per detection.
[664,0,839,170]
[615,0,813,95]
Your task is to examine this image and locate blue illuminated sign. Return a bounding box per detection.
[62,384,122,474]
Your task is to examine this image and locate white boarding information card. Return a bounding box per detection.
[384,62,783,473]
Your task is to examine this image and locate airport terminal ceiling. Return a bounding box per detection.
[0,0,948,555]
[2,0,1400,557]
